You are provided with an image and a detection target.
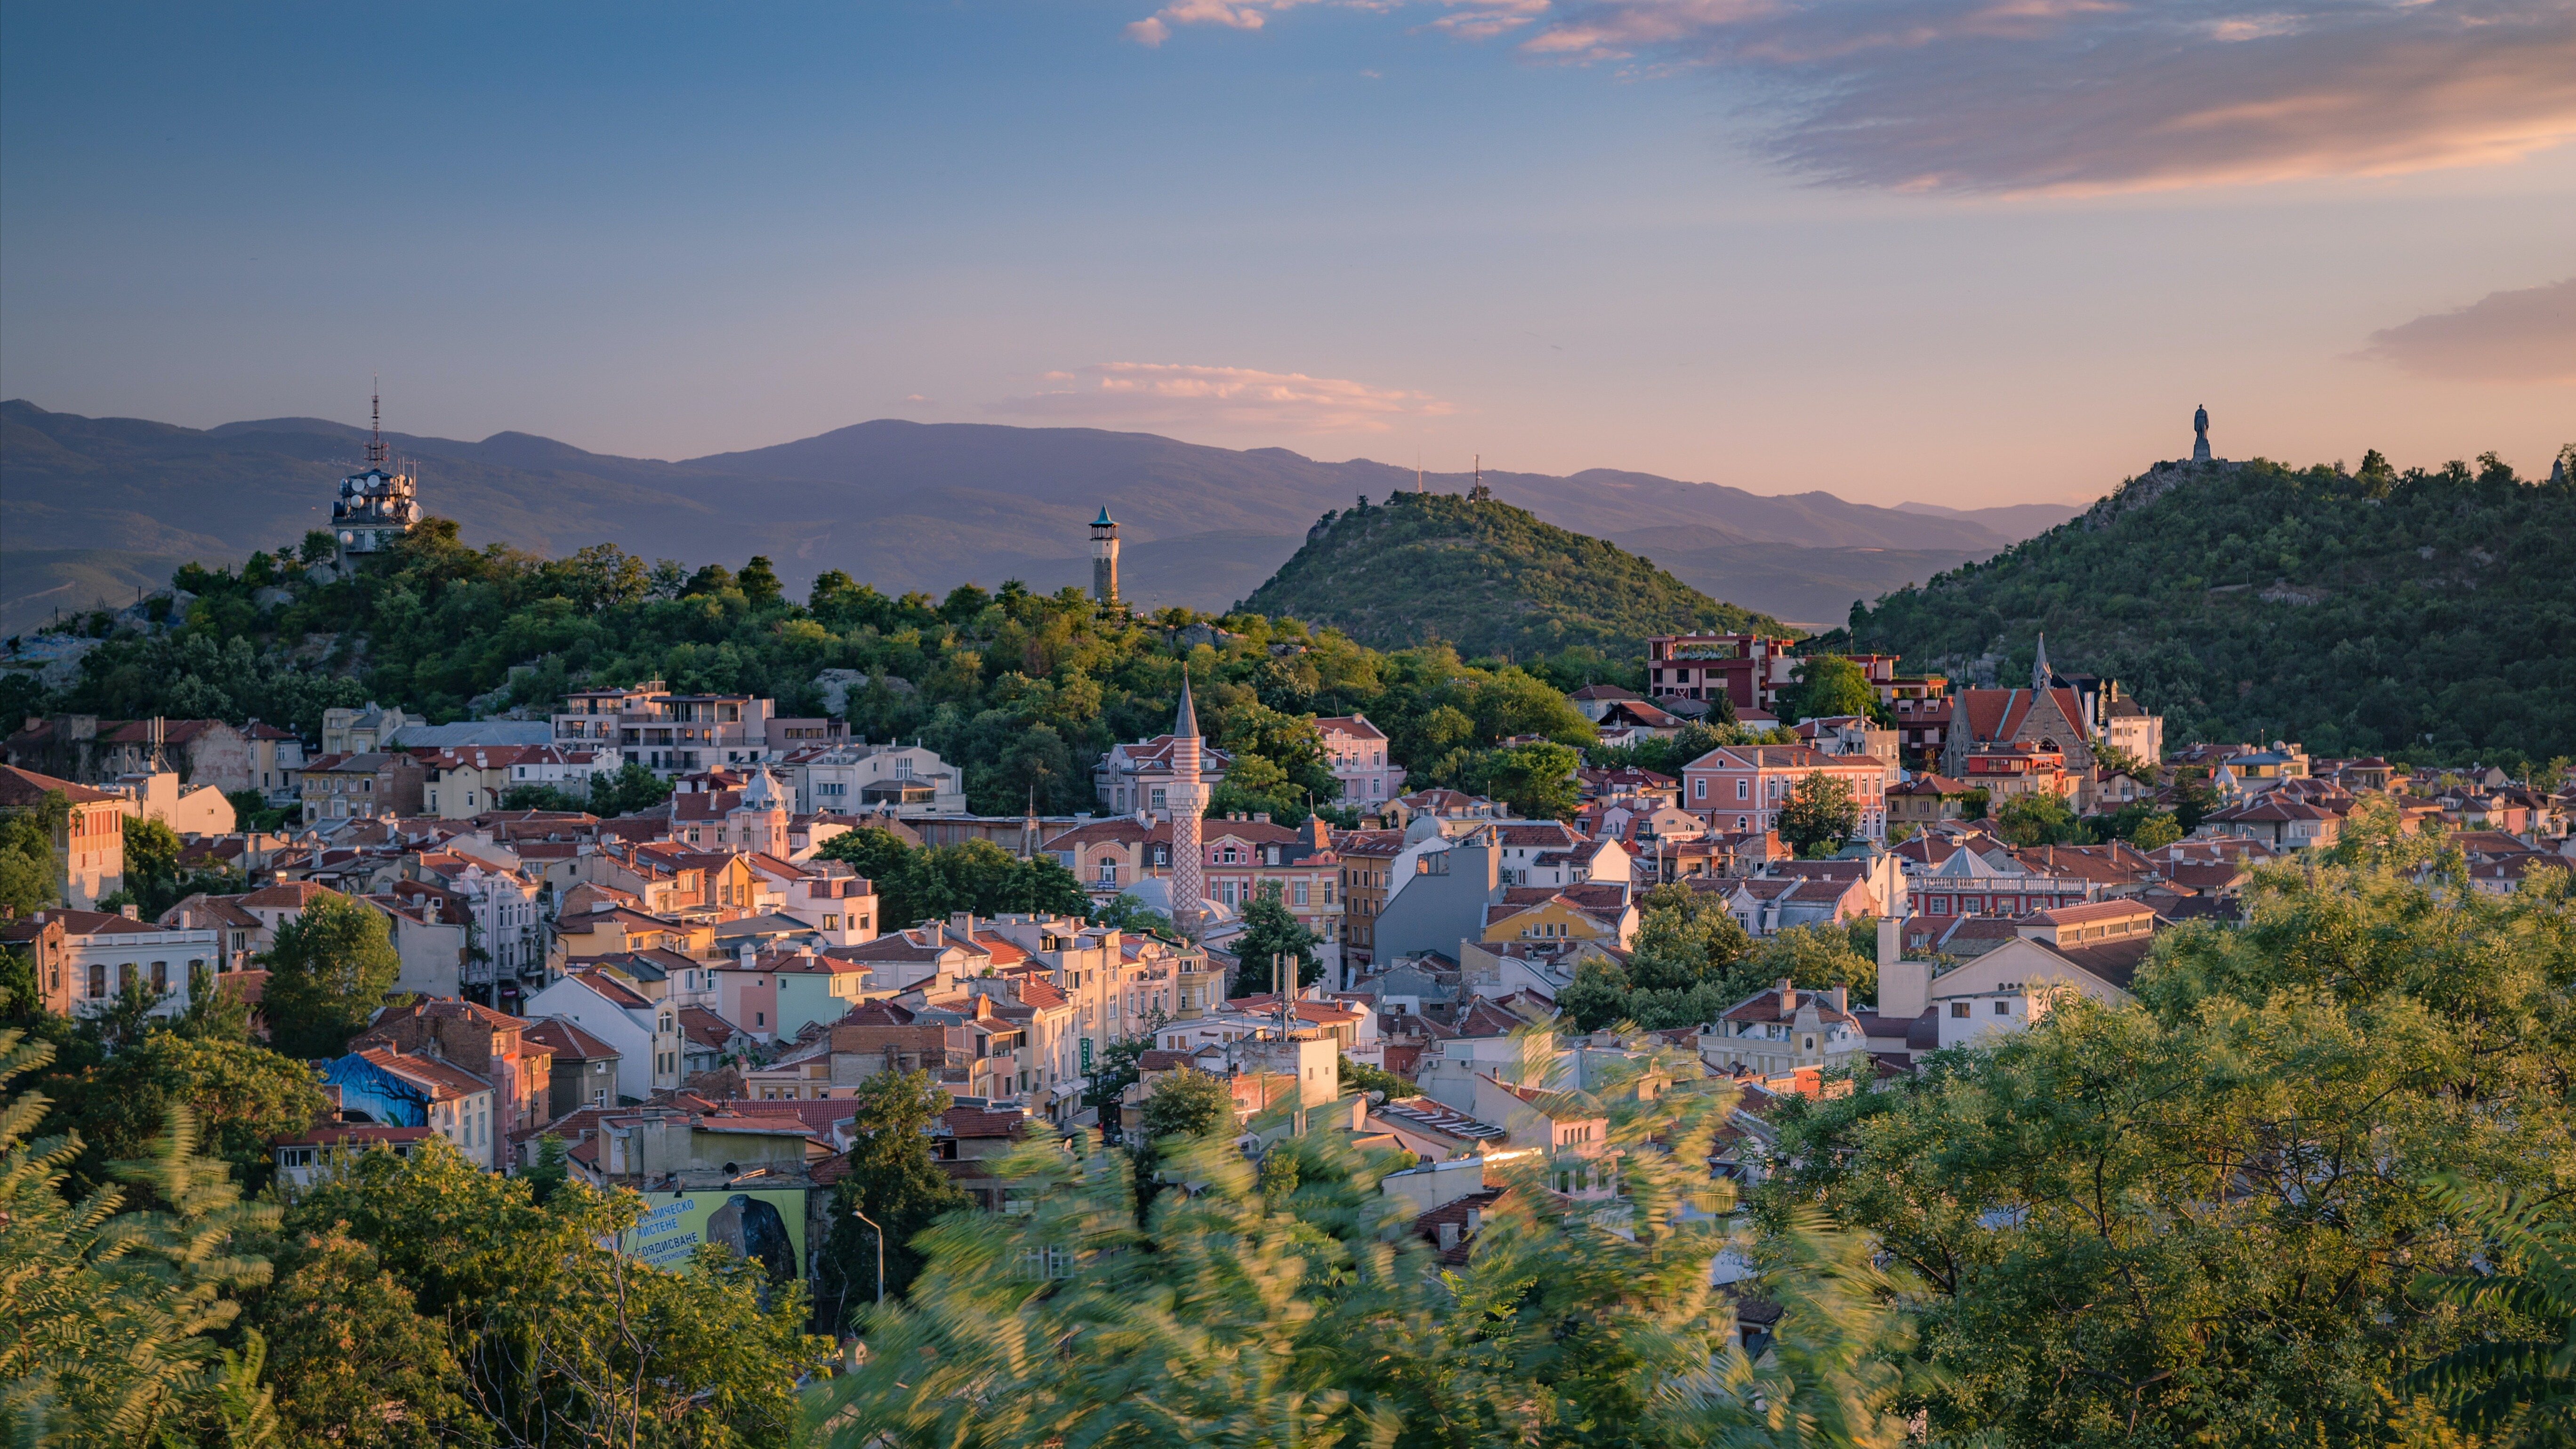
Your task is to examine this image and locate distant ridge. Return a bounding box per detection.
[1,399,2069,635]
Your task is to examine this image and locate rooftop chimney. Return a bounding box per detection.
[1778,977,1795,1011]
[1437,1221,1461,1253]
[1830,985,1848,1015]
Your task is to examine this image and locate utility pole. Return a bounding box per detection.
[851,1206,886,1311]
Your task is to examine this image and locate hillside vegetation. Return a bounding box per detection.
[1239,491,1788,659]
[0,518,1613,823]
[1834,450,2576,762]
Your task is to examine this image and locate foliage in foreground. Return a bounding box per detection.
[803,1057,1920,1448]
[0,1030,281,1447]
[275,1134,834,1448]
[1761,800,2576,1446]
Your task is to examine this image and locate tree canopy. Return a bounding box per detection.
[1759,799,2576,1446]
[259,894,403,1059]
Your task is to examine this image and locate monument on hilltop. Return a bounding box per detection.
[2192,405,2213,464]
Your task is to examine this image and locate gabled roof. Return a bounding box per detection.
[240,881,343,909]
[524,1016,621,1061]
[563,969,654,1010]
[676,1006,745,1050]
[354,1047,494,1100]
[1720,983,1860,1027]
[1311,715,1387,741]
[0,764,121,806]
[2036,936,2157,990]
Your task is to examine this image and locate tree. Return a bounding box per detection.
[1777,771,1860,856]
[1081,1034,1155,1139]
[803,1057,1919,1448]
[1784,654,1878,724]
[1625,882,1752,992]
[1994,790,2078,847]
[46,1031,328,1191]
[821,1068,974,1325]
[737,555,784,608]
[2405,1179,2575,1446]
[1337,1053,1410,1099]
[0,1030,282,1447]
[1472,739,1581,821]
[1090,892,1176,939]
[1137,1068,1233,1144]
[0,789,66,918]
[2129,811,2182,850]
[1232,882,1320,993]
[242,1228,480,1449]
[260,894,402,1059]
[819,830,1087,929]
[585,760,673,817]
[1213,701,1337,821]
[1744,922,1877,1009]
[282,1135,832,1446]
[815,825,915,884]
[1560,957,1638,1031]
[1763,804,2576,1446]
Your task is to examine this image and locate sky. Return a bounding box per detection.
[1,0,2570,509]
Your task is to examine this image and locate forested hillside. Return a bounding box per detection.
[1,519,1608,822]
[1239,491,1787,658]
[1836,449,2576,762]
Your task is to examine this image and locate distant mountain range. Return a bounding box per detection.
[0,400,2076,636]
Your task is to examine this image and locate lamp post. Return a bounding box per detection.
[851,1207,885,1309]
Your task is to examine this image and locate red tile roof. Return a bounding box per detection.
[525,1017,620,1060]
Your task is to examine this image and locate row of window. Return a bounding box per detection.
[83,959,201,999]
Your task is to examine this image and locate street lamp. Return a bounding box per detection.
[851,1207,885,1309]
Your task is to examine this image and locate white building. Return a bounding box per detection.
[522,968,681,1103]
[784,741,966,816]
[40,908,220,1022]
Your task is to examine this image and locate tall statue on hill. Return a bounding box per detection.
[2192,405,2212,463]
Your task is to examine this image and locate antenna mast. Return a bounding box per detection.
[367,376,387,469]
[1469,453,1490,503]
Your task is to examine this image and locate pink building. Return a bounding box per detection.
[1314,715,1405,806]
[1680,744,1889,842]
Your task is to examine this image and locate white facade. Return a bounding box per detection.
[59,914,220,1022]
[522,972,681,1103]
[789,742,966,816]
[453,863,546,978]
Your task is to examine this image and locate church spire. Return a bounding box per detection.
[2031,633,2053,692]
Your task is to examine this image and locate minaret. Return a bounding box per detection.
[1167,674,1210,940]
[1091,507,1121,606]
[2031,634,2053,693]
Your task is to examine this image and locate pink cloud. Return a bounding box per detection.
[2359,278,2576,385]
[990,362,1453,433]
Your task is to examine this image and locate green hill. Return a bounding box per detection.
[1238,491,1789,658]
[1833,451,2576,762]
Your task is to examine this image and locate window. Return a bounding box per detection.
[1994,999,2012,1015]
[87,963,105,999]
[1949,1002,1971,1018]
[150,961,169,994]
[1694,778,1707,801]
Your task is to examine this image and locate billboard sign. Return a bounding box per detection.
[618,1189,807,1284]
